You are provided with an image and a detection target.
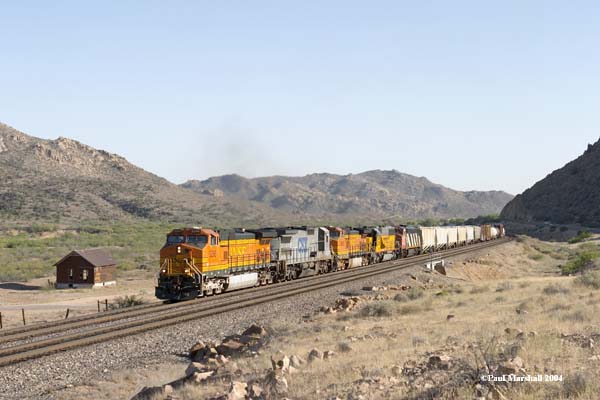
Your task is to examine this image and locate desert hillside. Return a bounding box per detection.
[183,171,512,222]
[501,139,600,227]
[0,122,512,227]
[0,123,284,227]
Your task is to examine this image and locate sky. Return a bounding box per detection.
[1,1,599,195]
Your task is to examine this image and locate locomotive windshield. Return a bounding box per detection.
[187,235,208,248]
[167,235,185,244]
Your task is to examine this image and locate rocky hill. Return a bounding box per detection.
[1,122,512,227]
[182,170,512,223]
[501,139,600,227]
[0,123,281,227]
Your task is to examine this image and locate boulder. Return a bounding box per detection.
[192,370,215,383]
[271,351,291,371]
[217,340,244,356]
[264,370,288,398]
[130,386,164,400]
[248,381,263,398]
[308,348,324,362]
[391,365,402,376]
[323,350,336,359]
[242,324,268,338]
[446,314,455,321]
[189,341,207,359]
[289,355,305,368]
[186,362,209,376]
[427,354,451,370]
[226,381,247,400]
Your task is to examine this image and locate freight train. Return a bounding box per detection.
[155,224,505,301]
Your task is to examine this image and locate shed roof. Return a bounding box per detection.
[55,249,116,267]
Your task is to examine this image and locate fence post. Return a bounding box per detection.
[22,308,26,326]
[0,312,2,329]
[105,299,108,311]
[65,309,70,319]
[97,300,100,312]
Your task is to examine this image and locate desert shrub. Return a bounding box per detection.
[357,302,395,318]
[568,231,593,244]
[574,270,600,289]
[561,251,599,275]
[495,282,513,292]
[449,285,464,294]
[561,310,588,322]
[394,287,424,302]
[528,253,544,261]
[542,284,570,295]
[109,295,145,309]
[337,341,353,353]
[517,299,534,311]
[470,285,489,294]
[397,304,422,315]
[411,336,426,347]
[562,373,591,397]
[495,296,506,302]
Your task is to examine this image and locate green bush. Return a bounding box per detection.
[561,251,599,275]
[109,295,145,309]
[528,253,544,261]
[568,231,593,244]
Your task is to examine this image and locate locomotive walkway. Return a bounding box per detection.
[0,238,509,367]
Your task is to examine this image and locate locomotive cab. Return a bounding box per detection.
[155,227,218,301]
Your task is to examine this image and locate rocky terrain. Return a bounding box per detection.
[501,139,600,227]
[4,237,600,399]
[183,171,512,223]
[0,123,285,227]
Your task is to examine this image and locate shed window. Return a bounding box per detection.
[211,237,217,245]
[82,269,88,280]
[69,269,73,278]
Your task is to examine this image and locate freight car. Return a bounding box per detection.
[156,223,506,301]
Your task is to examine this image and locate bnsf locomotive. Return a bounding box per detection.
[155,224,505,301]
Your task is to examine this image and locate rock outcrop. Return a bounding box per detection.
[501,139,600,227]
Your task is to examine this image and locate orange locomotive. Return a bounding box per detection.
[156,227,274,300]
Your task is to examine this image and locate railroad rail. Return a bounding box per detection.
[0,238,509,367]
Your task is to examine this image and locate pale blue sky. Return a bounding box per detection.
[2,1,599,195]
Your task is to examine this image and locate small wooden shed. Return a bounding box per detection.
[55,249,117,289]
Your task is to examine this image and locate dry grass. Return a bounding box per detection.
[66,236,600,399]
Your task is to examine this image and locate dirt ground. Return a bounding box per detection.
[0,270,159,329]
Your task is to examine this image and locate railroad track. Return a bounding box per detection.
[0,238,509,367]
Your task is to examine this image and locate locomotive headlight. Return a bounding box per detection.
[177,246,181,254]
[161,269,166,273]
[184,268,190,273]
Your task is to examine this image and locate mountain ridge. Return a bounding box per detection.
[1,122,512,226]
[182,170,513,222]
[501,139,600,226]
